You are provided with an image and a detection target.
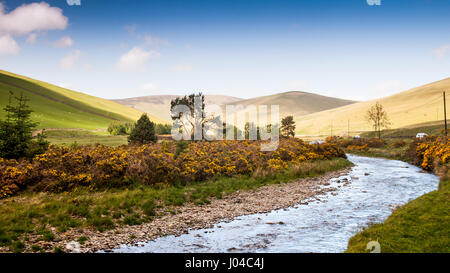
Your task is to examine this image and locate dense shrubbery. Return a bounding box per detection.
[325,136,386,150]
[392,140,407,148]
[408,136,450,171]
[155,123,172,135]
[0,138,345,198]
[108,121,171,136]
[107,121,134,135]
[346,144,369,152]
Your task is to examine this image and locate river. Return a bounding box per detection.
[113,154,439,253]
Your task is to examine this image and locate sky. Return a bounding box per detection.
[0,0,449,101]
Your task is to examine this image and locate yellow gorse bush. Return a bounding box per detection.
[325,136,385,149]
[346,144,369,152]
[0,138,345,198]
[415,136,450,171]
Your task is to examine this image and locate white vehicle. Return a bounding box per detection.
[308,140,325,145]
[353,135,361,139]
[416,133,428,138]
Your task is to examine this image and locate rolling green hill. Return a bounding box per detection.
[0,70,165,130]
[295,78,450,135]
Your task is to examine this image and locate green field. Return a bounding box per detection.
[43,130,128,147]
[0,70,166,130]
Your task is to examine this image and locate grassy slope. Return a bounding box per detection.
[225,91,356,121]
[114,95,242,122]
[116,92,355,124]
[0,158,352,253]
[296,78,450,135]
[0,70,166,129]
[346,178,449,253]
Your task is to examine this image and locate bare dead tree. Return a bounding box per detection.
[366,102,390,139]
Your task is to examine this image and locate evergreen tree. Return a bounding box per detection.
[128,114,157,144]
[0,92,39,159]
[26,129,50,159]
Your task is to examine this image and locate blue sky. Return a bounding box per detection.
[0,0,449,100]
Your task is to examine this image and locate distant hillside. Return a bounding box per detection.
[114,95,242,121]
[224,91,356,119]
[0,70,165,130]
[295,78,450,135]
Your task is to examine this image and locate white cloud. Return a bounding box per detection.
[0,2,68,56]
[431,44,450,60]
[0,2,68,36]
[60,50,81,69]
[26,33,37,44]
[54,36,73,48]
[0,34,19,55]
[140,83,158,93]
[170,64,193,72]
[116,47,160,71]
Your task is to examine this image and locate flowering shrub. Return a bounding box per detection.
[326,136,385,149]
[0,158,34,198]
[413,136,450,171]
[392,140,407,148]
[346,144,369,152]
[0,138,345,198]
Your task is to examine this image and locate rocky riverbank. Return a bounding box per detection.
[31,167,351,253]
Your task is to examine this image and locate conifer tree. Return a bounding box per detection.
[128,113,157,144]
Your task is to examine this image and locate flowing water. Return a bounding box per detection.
[113,155,439,253]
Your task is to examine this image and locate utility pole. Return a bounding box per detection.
[347,119,350,138]
[444,91,448,136]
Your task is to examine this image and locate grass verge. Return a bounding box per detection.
[0,157,352,253]
[346,177,449,253]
